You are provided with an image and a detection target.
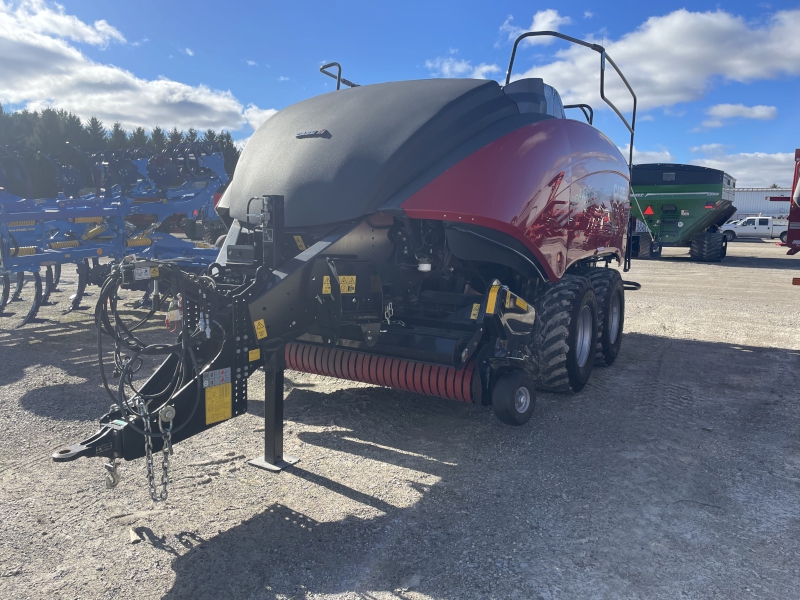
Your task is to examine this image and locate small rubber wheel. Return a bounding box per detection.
[491,371,536,426]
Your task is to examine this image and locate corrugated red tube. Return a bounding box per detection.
[284,342,475,403]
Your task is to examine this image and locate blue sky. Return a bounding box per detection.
[1,0,799,186]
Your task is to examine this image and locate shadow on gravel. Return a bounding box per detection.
[635,252,800,271]
[163,333,800,599]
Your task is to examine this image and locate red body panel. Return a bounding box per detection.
[399,119,630,281]
[786,149,800,255]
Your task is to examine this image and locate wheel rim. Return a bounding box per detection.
[575,304,593,368]
[514,386,531,414]
[609,293,621,344]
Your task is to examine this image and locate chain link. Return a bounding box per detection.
[138,397,171,502]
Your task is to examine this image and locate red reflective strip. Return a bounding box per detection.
[346,352,358,381]
[453,369,464,403]
[368,355,379,386]
[388,359,399,390]
[320,347,331,377]
[376,356,387,387]
[401,360,413,392]
[409,362,422,395]
[356,353,366,383]
[420,363,432,397]
[284,344,295,370]
[437,366,449,400]
[429,365,440,397]
[383,356,393,388]
[300,344,312,372]
[462,364,473,403]
[445,366,456,400]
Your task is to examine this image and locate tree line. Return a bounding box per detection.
[0,104,241,176]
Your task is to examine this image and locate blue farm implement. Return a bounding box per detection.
[0,142,228,327]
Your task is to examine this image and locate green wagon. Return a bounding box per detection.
[630,164,737,261]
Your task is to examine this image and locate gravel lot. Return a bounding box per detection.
[1,239,799,600]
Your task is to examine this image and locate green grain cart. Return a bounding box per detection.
[630,163,737,261]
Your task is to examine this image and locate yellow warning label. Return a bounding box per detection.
[293,235,306,251]
[485,285,500,315]
[249,348,261,362]
[515,297,528,311]
[339,275,356,294]
[205,383,232,425]
[470,303,480,320]
[149,267,159,278]
[253,319,268,340]
[322,275,331,294]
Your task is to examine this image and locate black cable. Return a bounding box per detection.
[622,280,642,291]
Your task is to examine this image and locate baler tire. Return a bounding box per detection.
[585,268,625,367]
[690,232,725,262]
[183,219,198,240]
[491,371,536,426]
[532,274,598,393]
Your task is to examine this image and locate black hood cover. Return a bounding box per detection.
[220,78,519,227]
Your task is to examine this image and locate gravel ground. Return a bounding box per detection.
[1,239,799,600]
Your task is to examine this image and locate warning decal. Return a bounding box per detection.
[293,235,307,251]
[253,319,268,340]
[249,348,261,362]
[322,276,331,294]
[205,383,232,425]
[470,303,480,320]
[339,275,356,294]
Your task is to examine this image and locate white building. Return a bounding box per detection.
[733,188,792,218]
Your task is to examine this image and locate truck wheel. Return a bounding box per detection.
[585,268,624,366]
[533,274,598,393]
[491,371,536,425]
[780,231,788,244]
[690,232,725,262]
[723,230,736,242]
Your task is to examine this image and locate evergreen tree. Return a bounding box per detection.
[128,126,149,148]
[109,122,128,149]
[84,117,107,149]
[168,127,183,146]
[185,128,198,143]
[33,108,65,155]
[203,129,217,144]
[150,126,167,152]
[62,112,86,147]
[216,131,240,175]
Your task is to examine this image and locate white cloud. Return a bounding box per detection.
[691,152,795,187]
[689,143,728,154]
[183,47,194,57]
[500,10,572,46]
[3,0,125,47]
[619,144,674,164]
[246,60,257,67]
[584,11,594,19]
[425,57,500,79]
[277,76,290,81]
[638,114,654,122]
[0,0,277,132]
[700,104,777,128]
[243,105,277,130]
[511,8,800,112]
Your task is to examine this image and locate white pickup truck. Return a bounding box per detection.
[721,216,788,242]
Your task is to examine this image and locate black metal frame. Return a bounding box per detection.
[564,103,594,125]
[319,62,360,90]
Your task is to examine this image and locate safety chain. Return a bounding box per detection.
[138,398,175,502]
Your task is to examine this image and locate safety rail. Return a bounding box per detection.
[319,62,360,90]
[505,31,636,170]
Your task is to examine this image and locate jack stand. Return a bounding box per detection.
[248,347,298,473]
